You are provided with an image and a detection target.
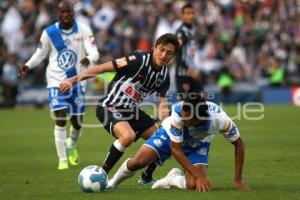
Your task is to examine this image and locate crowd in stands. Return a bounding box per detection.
[1,0,300,106]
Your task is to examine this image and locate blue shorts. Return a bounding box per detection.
[48,84,85,115]
[144,127,210,166]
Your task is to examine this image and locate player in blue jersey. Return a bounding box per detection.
[18,1,99,170]
[108,94,249,192]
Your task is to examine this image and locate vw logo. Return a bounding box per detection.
[57,49,77,71]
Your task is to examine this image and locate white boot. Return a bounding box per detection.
[151,168,181,189]
[108,158,135,189]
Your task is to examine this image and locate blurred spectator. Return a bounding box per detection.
[0,2,23,54]
[1,0,300,107]
[175,3,203,99]
[268,57,285,87]
[0,54,18,107]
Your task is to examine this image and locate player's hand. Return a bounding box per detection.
[80,58,90,68]
[234,180,250,191]
[18,66,30,77]
[59,79,72,93]
[195,176,212,192]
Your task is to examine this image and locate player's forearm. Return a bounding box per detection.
[171,146,204,178]
[158,98,170,120]
[234,138,245,182]
[70,61,114,84]
[25,49,48,69]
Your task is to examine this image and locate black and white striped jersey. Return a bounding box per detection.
[175,23,198,77]
[99,51,170,108]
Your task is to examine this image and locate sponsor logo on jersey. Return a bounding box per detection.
[155,77,163,87]
[113,112,123,119]
[128,55,136,61]
[197,147,207,155]
[51,98,60,106]
[153,139,162,147]
[64,38,71,46]
[116,57,128,68]
[124,85,142,102]
[57,49,77,71]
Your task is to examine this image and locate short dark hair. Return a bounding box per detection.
[155,33,180,54]
[182,93,208,118]
[181,3,193,14]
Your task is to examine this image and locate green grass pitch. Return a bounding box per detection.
[0,105,299,200]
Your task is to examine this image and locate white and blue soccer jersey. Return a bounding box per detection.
[25,21,99,88]
[164,101,240,148]
[25,21,99,114]
[145,101,240,165]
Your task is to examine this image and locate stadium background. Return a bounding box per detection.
[1,0,300,106]
[0,0,300,200]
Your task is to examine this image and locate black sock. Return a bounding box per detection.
[141,162,157,181]
[102,144,124,174]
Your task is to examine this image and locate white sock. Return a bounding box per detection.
[108,158,135,188]
[69,126,82,147]
[54,125,67,161]
[113,140,126,152]
[170,175,187,189]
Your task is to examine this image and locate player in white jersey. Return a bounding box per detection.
[107,94,249,192]
[18,1,99,170]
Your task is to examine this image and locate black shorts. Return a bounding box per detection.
[96,106,155,139]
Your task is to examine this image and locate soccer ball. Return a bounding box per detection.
[78,165,108,192]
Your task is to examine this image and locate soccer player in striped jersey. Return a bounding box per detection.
[107,94,249,192]
[175,4,203,97]
[18,1,99,170]
[60,33,180,183]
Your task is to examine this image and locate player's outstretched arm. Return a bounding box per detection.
[170,141,211,192]
[232,137,250,191]
[59,61,115,93]
[157,97,170,121]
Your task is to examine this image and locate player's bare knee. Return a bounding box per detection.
[118,132,135,147]
[71,121,81,130]
[70,115,82,130]
[134,157,148,169]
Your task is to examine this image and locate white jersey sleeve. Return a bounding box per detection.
[161,102,184,143]
[25,30,50,69]
[217,110,240,142]
[82,24,99,65]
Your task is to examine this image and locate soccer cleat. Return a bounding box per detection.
[106,179,113,189]
[151,168,181,189]
[58,160,69,170]
[66,138,79,166]
[138,177,157,185]
[108,159,136,189]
